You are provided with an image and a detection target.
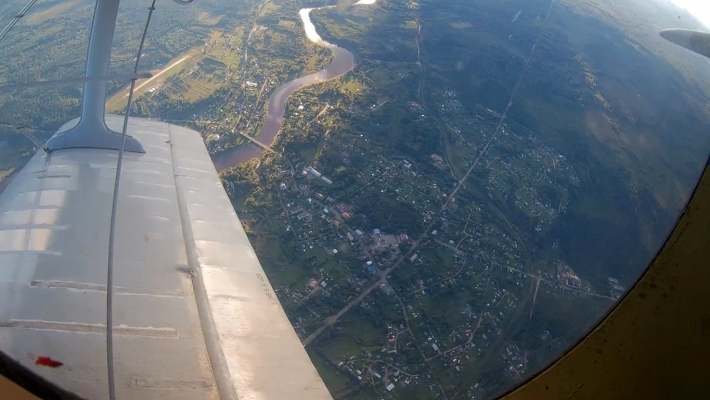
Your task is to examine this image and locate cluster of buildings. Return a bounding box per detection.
[217,79,614,398]
[557,264,582,289]
[608,277,626,300]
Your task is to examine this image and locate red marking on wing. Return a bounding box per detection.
[35,356,63,368]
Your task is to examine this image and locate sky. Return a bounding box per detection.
[671,0,710,28]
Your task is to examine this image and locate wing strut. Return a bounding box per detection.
[44,0,145,152]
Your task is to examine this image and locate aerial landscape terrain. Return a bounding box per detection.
[1,0,710,398]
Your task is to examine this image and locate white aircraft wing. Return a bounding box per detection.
[0,115,331,399]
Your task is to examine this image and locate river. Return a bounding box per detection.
[213,1,377,171]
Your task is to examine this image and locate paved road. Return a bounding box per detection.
[302,85,509,346]
[125,56,189,98]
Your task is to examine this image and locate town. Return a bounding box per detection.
[221,99,618,398]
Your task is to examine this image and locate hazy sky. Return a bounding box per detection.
[671,0,710,28]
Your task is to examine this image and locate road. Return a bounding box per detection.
[124,56,189,98]
[302,41,514,346]
[306,104,330,126]
[302,125,500,346]
[300,11,585,398]
[244,78,269,130]
[307,190,501,352]
[404,256,466,297]
[231,21,260,128]
[369,100,388,112]
[506,266,614,301]
[529,276,542,319]
[302,274,390,346]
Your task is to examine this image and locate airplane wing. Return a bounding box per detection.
[0,115,332,399]
[660,28,710,59]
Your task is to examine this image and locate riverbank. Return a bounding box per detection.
[213,1,378,171]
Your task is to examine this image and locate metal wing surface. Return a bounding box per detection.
[660,29,710,59]
[0,115,331,399]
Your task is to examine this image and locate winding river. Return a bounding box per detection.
[213,1,377,171]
